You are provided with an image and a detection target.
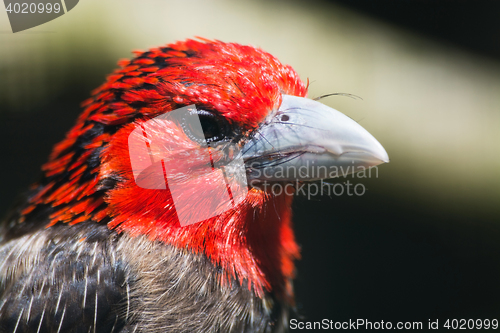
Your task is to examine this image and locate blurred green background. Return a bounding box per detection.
[1,0,499,331]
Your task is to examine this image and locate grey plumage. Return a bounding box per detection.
[0,222,287,333]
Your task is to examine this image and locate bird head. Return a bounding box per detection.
[21,38,388,300]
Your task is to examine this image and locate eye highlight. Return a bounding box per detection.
[181,109,231,144]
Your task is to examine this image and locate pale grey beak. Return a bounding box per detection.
[242,94,389,181]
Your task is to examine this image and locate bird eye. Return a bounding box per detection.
[182,109,230,144]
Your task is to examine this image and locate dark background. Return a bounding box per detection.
[1,1,499,331]
[292,0,500,329]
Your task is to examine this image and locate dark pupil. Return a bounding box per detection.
[199,116,221,141]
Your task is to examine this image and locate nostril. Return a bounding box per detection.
[280,114,290,121]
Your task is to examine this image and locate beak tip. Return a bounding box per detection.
[371,139,389,165]
[363,140,389,166]
[380,151,390,164]
[377,151,390,165]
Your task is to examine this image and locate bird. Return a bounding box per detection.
[0,38,388,333]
